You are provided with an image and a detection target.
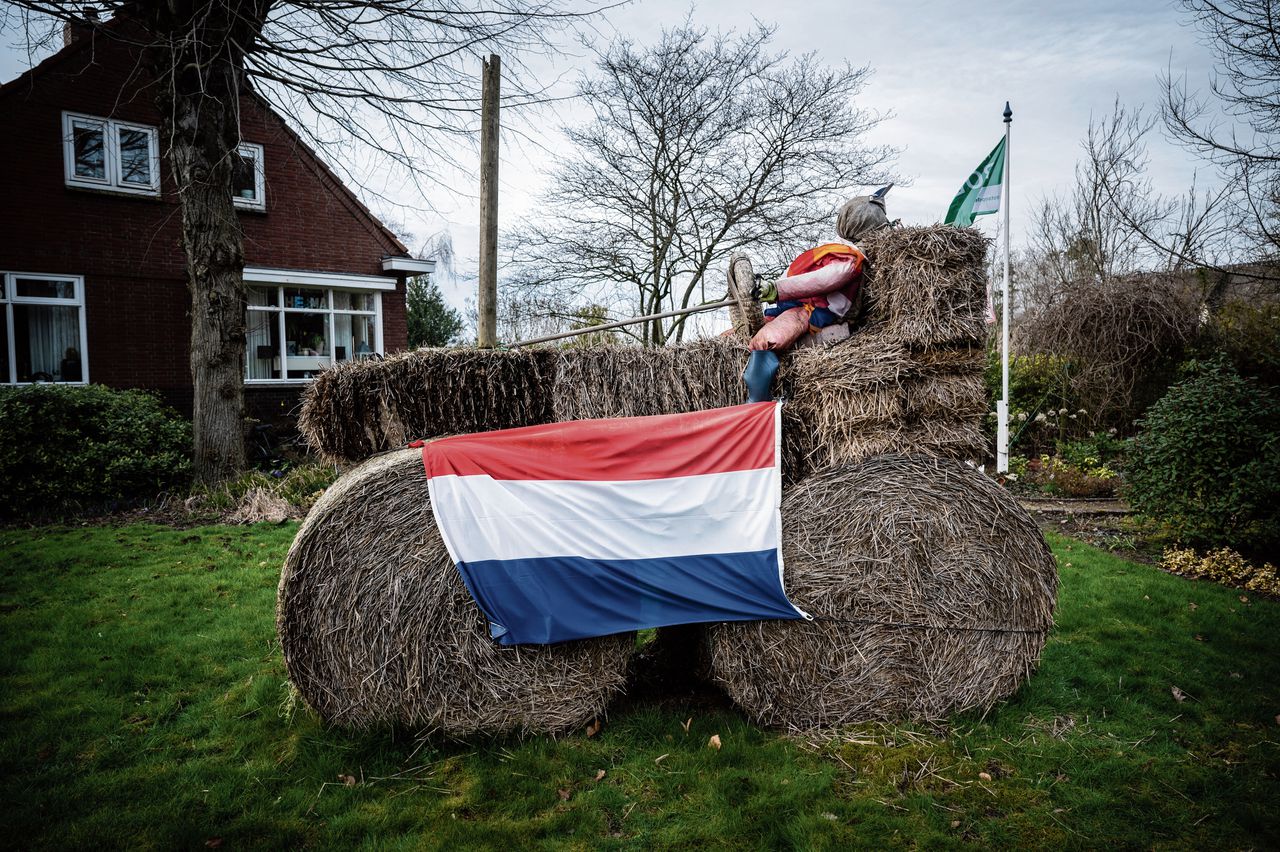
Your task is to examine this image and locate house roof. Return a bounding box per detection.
[0,15,104,101]
[245,87,411,257]
[2,11,412,259]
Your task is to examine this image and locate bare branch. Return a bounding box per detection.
[505,23,896,345]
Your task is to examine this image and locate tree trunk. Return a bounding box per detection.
[172,120,248,483]
[144,2,270,482]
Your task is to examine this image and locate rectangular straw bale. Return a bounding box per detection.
[802,424,907,471]
[780,329,913,458]
[781,326,915,394]
[859,225,991,349]
[551,339,746,421]
[910,344,988,376]
[904,372,989,421]
[891,418,988,462]
[798,417,988,471]
[298,348,557,463]
[779,405,816,484]
[903,342,988,424]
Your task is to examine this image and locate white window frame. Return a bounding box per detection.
[243,274,384,385]
[62,112,160,196]
[233,142,266,211]
[1,272,89,385]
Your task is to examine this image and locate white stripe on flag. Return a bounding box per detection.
[429,467,780,564]
[973,184,1002,214]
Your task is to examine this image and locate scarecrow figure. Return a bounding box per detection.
[733,185,893,402]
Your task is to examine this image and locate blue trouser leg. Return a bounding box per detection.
[743,349,780,403]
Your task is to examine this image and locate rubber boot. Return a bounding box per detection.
[743,349,780,403]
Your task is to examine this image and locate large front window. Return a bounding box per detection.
[1,273,88,384]
[246,282,381,382]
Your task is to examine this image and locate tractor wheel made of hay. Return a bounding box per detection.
[706,453,1057,731]
[277,449,635,736]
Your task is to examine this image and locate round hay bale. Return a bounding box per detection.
[277,449,635,736]
[707,454,1056,730]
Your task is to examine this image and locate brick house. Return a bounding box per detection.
[0,17,432,425]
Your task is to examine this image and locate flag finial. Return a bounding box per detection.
[1003,102,1013,123]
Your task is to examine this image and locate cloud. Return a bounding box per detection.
[1,0,1223,313]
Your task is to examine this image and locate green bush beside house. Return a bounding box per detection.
[0,384,191,519]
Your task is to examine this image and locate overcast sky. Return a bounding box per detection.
[2,0,1220,311]
[413,0,1222,307]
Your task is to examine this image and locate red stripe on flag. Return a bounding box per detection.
[422,402,776,481]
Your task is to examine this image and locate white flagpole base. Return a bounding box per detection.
[996,399,1010,474]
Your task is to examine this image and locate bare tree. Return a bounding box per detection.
[1165,1,1279,250]
[464,286,612,346]
[507,24,895,346]
[1014,105,1211,426]
[1019,100,1238,316]
[1087,0,1280,279]
[8,1,605,481]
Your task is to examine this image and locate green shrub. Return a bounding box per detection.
[1199,300,1280,387]
[0,384,192,518]
[1057,432,1130,474]
[1127,360,1280,552]
[985,350,1090,456]
[985,351,1076,416]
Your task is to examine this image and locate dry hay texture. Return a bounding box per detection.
[707,454,1057,731]
[859,225,990,349]
[277,449,635,735]
[297,348,557,464]
[550,339,745,421]
[227,487,296,525]
[296,225,992,469]
[280,225,1034,733]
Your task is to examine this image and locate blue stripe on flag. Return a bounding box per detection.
[456,549,803,645]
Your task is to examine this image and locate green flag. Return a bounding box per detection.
[944,137,1006,226]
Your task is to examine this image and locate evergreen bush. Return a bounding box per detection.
[1127,360,1280,552]
[0,384,192,518]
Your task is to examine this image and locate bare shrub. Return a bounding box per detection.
[1015,275,1199,427]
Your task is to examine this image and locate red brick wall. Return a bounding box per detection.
[0,28,410,411]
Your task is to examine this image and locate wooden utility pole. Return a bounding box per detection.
[477,54,500,348]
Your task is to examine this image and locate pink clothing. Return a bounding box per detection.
[774,257,862,317]
[746,242,866,352]
[748,305,812,351]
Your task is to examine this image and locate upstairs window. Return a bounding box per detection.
[62,112,160,196]
[233,142,266,210]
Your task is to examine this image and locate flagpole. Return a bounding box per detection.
[997,102,1013,474]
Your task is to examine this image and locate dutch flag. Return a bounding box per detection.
[422,402,810,645]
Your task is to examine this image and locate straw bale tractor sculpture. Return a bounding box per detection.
[278,225,1057,735]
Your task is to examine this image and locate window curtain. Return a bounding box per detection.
[17,305,79,381]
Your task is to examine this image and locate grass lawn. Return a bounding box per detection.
[1,524,1277,850]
